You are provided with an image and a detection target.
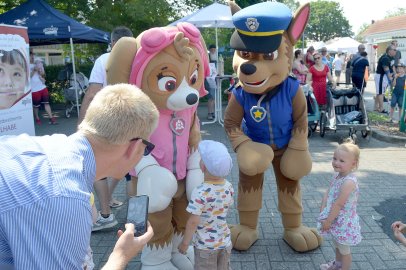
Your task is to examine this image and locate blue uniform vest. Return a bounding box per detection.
[233,77,299,149]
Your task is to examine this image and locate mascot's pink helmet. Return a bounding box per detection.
[129,22,210,97]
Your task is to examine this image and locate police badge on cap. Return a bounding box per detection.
[230,2,293,54]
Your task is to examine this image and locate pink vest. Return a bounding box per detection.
[148,107,196,180]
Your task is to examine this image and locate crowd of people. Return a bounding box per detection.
[292,39,404,125]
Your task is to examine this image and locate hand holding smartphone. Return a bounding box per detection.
[127,195,149,237]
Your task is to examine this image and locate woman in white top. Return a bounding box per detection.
[30,51,57,125]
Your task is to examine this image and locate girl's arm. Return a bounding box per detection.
[320,189,329,212]
[322,179,356,231]
[178,214,200,254]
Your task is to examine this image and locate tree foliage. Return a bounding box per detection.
[305,0,353,42]
[385,7,406,18]
[355,23,369,42]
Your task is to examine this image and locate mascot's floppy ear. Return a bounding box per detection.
[228,0,241,15]
[106,37,139,85]
[287,3,310,45]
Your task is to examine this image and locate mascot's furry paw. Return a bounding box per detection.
[280,149,312,180]
[230,224,258,250]
[283,226,322,252]
[237,141,274,176]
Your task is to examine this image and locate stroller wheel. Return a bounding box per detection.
[319,113,327,137]
[361,130,369,138]
[309,122,318,132]
[65,109,71,118]
[350,133,357,144]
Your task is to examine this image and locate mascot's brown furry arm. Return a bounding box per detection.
[224,1,322,252]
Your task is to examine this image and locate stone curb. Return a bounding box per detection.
[371,127,406,144]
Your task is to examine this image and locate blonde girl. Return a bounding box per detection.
[318,139,361,270]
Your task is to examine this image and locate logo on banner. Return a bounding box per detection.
[43,26,58,35]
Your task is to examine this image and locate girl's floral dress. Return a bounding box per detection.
[317,173,362,245]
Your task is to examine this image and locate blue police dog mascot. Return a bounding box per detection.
[224,1,322,252]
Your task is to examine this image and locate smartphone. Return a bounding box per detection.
[127,195,149,237]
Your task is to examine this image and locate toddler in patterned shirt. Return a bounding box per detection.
[178,140,234,270]
[318,138,361,270]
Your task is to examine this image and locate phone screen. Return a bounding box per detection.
[127,195,149,237]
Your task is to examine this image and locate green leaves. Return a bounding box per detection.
[306,0,353,42]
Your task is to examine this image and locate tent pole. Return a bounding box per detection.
[215,25,219,70]
[69,37,79,116]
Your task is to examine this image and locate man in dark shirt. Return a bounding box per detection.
[374,45,396,113]
[351,51,369,94]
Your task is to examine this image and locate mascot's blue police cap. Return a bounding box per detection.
[230,2,293,54]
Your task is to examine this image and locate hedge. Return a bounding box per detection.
[44,63,93,104]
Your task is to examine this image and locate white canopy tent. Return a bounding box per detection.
[326,37,361,54]
[306,41,327,51]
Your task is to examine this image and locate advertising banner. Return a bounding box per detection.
[0,24,34,136]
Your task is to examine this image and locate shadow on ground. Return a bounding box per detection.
[374,195,406,242]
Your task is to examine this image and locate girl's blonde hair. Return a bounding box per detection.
[335,138,360,170]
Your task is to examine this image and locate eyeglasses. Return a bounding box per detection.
[130,138,155,156]
[314,57,321,60]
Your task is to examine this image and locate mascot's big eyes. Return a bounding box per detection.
[189,69,198,85]
[263,50,278,60]
[241,51,251,58]
[239,50,279,61]
[158,76,177,92]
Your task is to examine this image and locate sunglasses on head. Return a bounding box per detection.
[130,138,155,156]
[314,57,321,60]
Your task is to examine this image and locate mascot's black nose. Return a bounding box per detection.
[186,93,198,105]
[240,63,257,75]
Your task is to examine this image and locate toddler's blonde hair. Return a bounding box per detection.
[335,138,360,170]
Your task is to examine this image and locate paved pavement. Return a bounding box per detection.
[34,78,406,269]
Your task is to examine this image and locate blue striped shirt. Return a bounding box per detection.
[0,133,96,269]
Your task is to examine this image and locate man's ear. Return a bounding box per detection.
[125,138,142,159]
[287,3,310,45]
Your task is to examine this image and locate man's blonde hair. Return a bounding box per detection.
[79,83,159,145]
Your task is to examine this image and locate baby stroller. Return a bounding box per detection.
[319,84,370,143]
[63,72,89,118]
[302,84,320,137]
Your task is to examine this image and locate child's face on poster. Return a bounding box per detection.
[0,58,27,109]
